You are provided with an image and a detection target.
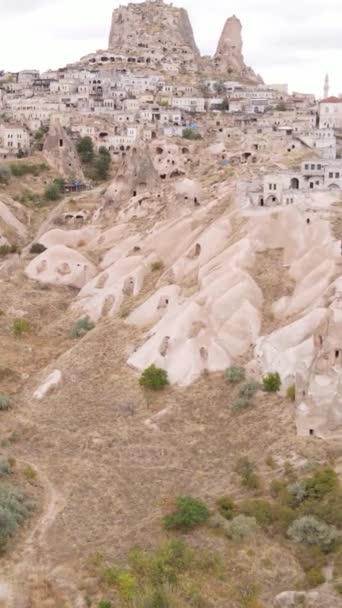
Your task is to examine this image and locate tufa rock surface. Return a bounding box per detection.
[214,15,261,81]
[108,0,199,55]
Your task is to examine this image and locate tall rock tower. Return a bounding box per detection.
[108,0,199,56]
[214,15,261,82]
[324,73,330,99]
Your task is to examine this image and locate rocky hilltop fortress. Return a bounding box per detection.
[81,0,260,83]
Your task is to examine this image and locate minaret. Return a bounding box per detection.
[324,73,329,99]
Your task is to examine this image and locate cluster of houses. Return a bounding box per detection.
[0,62,342,172]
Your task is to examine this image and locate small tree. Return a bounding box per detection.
[262,372,281,393]
[163,496,209,531]
[139,365,169,390]
[288,516,338,549]
[95,147,111,181]
[77,136,95,163]
[239,381,260,399]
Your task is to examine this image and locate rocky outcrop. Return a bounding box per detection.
[214,15,261,82]
[43,119,84,181]
[274,589,341,607]
[106,143,160,205]
[108,0,199,55]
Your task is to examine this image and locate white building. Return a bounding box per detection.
[0,124,30,152]
[319,97,342,129]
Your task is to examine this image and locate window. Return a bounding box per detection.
[304,164,309,170]
[269,184,272,190]
[311,164,315,170]
[329,172,333,178]
[316,181,319,185]
[273,184,277,190]
[317,164,321,170]
[336,173,340,178]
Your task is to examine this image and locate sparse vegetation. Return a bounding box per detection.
[182,128,202,140]
[151,261,164,272]
[224,515,258,542]
[0,244,17,257]
[13,318,31,336]
[216,496,236,520]
[0,165,11,184]
[139,365,169,390]
[70,317,95,338]
[235,457,260,490]
[44,179,64,201]
[287,515,338,549]
[225,366,246,384]
[163,496,209,531]
[262,372,281,393]
[286,384,296,401]
[9,162,48,177]
[0,395,11,411]
[231,397,252,413]
[77,138,111,181]
[239,380,260,399]
[77,136,95,163]
[0,483,31,551]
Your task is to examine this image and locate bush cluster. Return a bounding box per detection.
[182,128,202,140]
[139,365,169,390]
[77,137,111,181]
[9,162,48,177]
[225,366,246,384]
[262,372,281,392]
[13,318,31,336]
[0,484,31,551]
[163,496,209,531]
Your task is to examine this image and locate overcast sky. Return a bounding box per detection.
[1,0,341,96]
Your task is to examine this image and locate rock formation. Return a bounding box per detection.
[214,15,261,81]
[108,0,199,55]
[43,119,84,181]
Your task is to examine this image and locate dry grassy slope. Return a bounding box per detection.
[0,153,341,607]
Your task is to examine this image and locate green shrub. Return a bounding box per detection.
[9,162,47,177]
[163,496,209,531]
[216,496,236,520]
[262,372,281,393]
[0,165,11,184]
[151,261,164,272]
[0,483,31,550]
[235,457,260,490]
[44,183,61,201]
[0,244,17,257]
[238,499,295,534]
[13,319,31,336]
[77,137,95,163]
[129,539,194,587]
[103,570,136,601]
[287,516,338,549]
[95,147,111,181]
[70,317,95,338]
[288,481,308,507]
[0,395,11,411]
[231,397,251,414]
[225,515,258,542]
[305,567,325,588]
[139,365,169,390]
[98,601,112,608]
[182,128,202,140]
[287,384,296,401]
[305,467,338,500]
[225,366,246,384]
[0,459,11,477]
[239,381,260,399]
